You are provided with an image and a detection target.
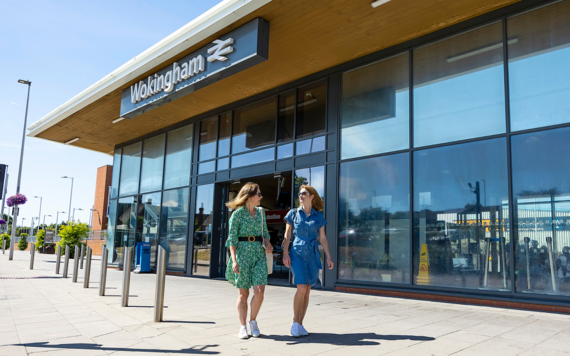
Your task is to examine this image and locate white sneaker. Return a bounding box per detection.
[238,325,249,339]
[249,320,260,337]
[291,322,300,337]
[299,324,309,336]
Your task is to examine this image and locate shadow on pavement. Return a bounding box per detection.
[16,342,220,354]
[163,321,216,324]
[265,333,435,346]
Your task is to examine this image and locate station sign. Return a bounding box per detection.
[120,18,270,119]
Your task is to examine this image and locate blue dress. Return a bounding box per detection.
[284,207,327,287]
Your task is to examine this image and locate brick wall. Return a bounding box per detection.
[92,165,112,231]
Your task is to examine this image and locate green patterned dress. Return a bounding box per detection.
[225,206,270,289]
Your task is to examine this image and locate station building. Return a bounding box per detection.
[29,0,570,311]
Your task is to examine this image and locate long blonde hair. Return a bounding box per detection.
[226,182,259,210]
[300,185,324,212]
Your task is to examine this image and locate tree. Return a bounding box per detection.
[35,229,45,250]
[17,236,28,251]
[58,221,89,258]
[0,233,9,248]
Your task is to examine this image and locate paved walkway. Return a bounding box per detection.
[1,250,570,356]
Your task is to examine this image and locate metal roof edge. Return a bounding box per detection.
[27,0,272,138]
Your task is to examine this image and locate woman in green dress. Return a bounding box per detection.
[225,182,273,339]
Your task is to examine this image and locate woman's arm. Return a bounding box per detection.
[282,222,293,268]
[260,209,274,253]
[318,226,334,269]
[229,245,239,273]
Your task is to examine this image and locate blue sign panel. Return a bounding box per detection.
[120,18,269,119]
[135,242,152,273]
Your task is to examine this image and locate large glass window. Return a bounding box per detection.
[278,91,295,142]
[296,136,325,155]
[232,98,276,154]
[294,166,325,208]
[159,188,190,270]
[107,199,117,264]
[413,23,506,147]
[164,124,193,190]
[413,138,510,291]
[199,116,218,161]
[231,148,274,168]
[339,154,410,284]
[341,53,409,159]
[508,1,570,131]
[296,81,326,139]
[218,112,231,157]
[115,196,138,264]
[139,135,165,194]
[512,127,570,296]
[193,184,214,276]
[110,149,121,199]
[140,192,161,267]
[119,142,142,197]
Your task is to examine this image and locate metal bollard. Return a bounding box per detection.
[99,246,108,296]
[546,237,557,292]
[154,246,166,322]
[63,245,70,278]
[56,244,61,274]
[83,247,92,288]
[72,245,80,283]
[121,248,132,307]
[2,239,5,254]
[30,242,35,269]
[80,244,85,269]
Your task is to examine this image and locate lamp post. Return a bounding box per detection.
[9,79,31,260]
[72,208,83,222]
[34,196,42,235]
[61,176,74,222]
[43,214,51,227]
[55,211,66,236]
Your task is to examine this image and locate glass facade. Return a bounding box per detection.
[106,1,570,304]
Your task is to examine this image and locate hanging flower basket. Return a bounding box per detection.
[7,194,27,207]
[0,219,5,225]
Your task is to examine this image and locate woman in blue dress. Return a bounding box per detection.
[283,185,334,337]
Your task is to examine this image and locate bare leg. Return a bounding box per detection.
[237,288,249,325]
[293,284,308,323]
[250,285,265,321]
[299,284,311,325]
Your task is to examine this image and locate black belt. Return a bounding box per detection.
[238,235,263,242]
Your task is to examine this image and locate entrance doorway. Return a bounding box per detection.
[209,173,293,284]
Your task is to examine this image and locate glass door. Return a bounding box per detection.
[115,196,138,266]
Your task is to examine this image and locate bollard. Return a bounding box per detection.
[121,248,132,307]
[80,244,85,269]
[56,244,61,274]
[72,245,80,283]
[30,242,35,270]
[524,237,531,290]
[154,246,166,322]
[83,247,92,288]
[546,237,557,292]
[2,239,5,254]
[63,245,70,278]
[99,245,108,296]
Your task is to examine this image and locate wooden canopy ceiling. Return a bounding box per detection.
[36,0,522,154]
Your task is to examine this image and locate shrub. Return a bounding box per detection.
[17,236,28,251]
[20,233,29,238]
[36,229,45,251]
[58,222,89,258]
[0,233,9,248]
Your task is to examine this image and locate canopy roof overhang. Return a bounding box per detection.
[28,0,522,154]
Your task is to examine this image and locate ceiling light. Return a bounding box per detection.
[64,138,79,145]
[447,38,518,63]
[112,117,126,124]
[371,0,391,8]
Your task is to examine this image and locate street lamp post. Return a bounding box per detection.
[62,176,74,222]
[9,79,31,260]
[72,208,83,222]
[43,214,51,227]
[34,196,42,235]
[55,211,66,236]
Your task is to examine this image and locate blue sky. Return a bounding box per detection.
[0,0,221,228]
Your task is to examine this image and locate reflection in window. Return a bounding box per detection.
[193,184,214,276]
[413,138,510,291]
[140,192,161,267]
[119,142,142,197]
[342,53,409,159]
[198,161,215,175]
[111,149,121,199]
[512,127,570,296]
[278,91,295,142]
[413,22,506,147]
[140,135,165,194]
[232,98,276,154]
[508,1,570,131]
[277,143,293,159]
[107,199,117,264]
[294,166,325,208]
[115,196,138,265]
[218,112,231,157]
[231,148,274,168]
[297,81,326,139]
[296,136,325,155]
[160,188,190,270]
[199,116,218,161]
[164,125,193,190]
[217,157,229,171]
[339,154,410,284]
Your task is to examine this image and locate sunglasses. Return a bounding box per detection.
[256,192,263,197]
[298,191,308,196]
